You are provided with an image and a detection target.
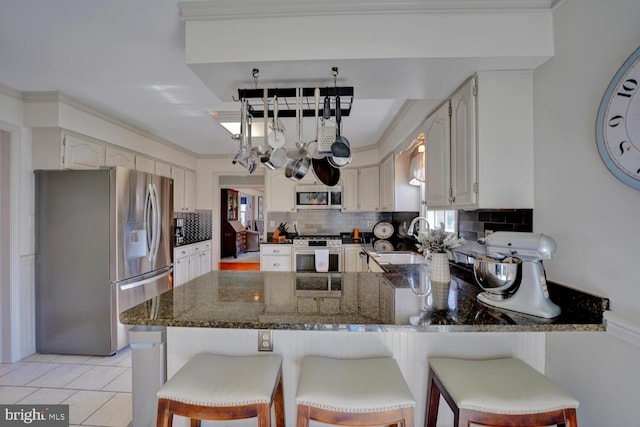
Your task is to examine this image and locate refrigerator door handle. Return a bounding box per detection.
[151,183,161,263]
[144,183,160,263]
[118,268,172,291]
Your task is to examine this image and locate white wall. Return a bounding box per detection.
[534,0,640,425]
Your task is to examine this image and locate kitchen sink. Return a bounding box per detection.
[376,251,427,265]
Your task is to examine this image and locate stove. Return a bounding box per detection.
[293,235,343,272]
[293,235,343,248]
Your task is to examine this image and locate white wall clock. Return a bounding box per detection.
[596,45,640,190]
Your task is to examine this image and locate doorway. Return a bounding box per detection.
[218,175,264,271]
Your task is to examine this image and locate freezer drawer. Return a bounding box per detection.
[116,268,173,314]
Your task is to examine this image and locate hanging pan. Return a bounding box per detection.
[331,93,351,159]
[311,156,340,187]
[285,89,311,181]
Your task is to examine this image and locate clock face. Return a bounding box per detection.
[596,46,640,190]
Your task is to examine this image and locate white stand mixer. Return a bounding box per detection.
[475,232,561,319]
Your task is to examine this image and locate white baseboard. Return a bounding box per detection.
[604,311,640,349]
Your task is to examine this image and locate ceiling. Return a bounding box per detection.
[0,0,556,157]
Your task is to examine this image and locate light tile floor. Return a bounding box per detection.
[0,347,132,427]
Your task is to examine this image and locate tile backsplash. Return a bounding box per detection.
[267,210,419,237]
[174,209,212,245]
[458,209,533,243]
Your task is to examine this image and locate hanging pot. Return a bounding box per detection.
[262,146,287,169]
[331,94,351,158]
[328,153,351,168]
[311,156,340,186]
[285,89,311,181]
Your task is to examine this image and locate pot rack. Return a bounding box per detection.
[237,86,354,119]
[236,67,353,119]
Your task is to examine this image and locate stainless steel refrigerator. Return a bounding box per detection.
[35,167,173,356]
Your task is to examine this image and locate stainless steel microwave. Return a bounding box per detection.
[295,185,342,210]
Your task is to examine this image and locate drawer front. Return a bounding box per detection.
[260,255,292,271]
[174,246,192,259]
[261,245,292,256]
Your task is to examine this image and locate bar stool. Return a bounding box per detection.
[156,353,285,427]
[296,355,415,427]
[426,357,579,427]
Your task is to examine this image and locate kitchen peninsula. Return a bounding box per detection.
[121,268,606,427]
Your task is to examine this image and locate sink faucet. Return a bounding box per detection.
[408,216,430,237]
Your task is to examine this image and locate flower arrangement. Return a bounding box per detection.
[415,223,466,257]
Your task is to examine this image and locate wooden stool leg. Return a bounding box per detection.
[156,399,172,427]
[257,403,271,427]
[402,407,415,427]
[296,404,310,427]
[566,408,578,427]
[274,374,285,427]
[425,370,440,427]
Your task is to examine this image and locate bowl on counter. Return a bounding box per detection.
[473,256,522,299]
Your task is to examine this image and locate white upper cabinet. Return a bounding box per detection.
[135,155,155,174]
[358,166,380,211]
[172,166,197,212]
[424,72,533,209]
[63,133,105,170]
[265,169,295,212]
[184,169,196,211]
[340,169,359,212]
[340,167,379,212]
[450,76,477,207]
[379,154,395,211]
[424,100,451,208]
[172,166,186,211]
[105,146,136,169]
[155,161,172,178]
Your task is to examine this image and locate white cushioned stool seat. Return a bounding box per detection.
[426,357,579,427]
[296,356,415,427]
[156,353,284,427]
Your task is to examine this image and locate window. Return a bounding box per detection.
[426,210,457,233]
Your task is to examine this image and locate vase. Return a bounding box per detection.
[431,279,451,310]
[430,252,451,283]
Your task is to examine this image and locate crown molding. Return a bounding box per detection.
[0,83,24,100]
[180,0,556,20]
[22,91,198,157]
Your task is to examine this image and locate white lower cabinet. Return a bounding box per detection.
[260,244,293,271]
[343,244,366,272]
[173,240,212,287]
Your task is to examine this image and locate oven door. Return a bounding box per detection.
[294,248,342,272]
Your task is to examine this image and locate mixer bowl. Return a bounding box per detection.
[473,257,522,299]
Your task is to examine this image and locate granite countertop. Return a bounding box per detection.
[120,269,608,333]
